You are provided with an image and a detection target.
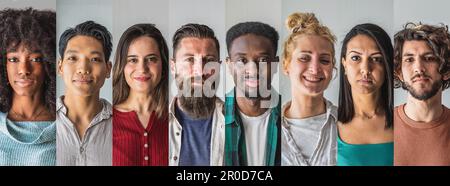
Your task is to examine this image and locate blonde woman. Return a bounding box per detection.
[281,12,338,166]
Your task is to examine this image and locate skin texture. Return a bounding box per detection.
[227,34,277,116]
[283,35,333,119]
[338,34,392,145]
[58,35,112,140]
[115,36,163,128]
[6,43,53,121]
[399,40,450,122]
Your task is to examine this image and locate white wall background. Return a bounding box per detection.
[56,0,113,102]
[5,0,447,108]
[394,0,450,107]
[0,0,55,10]
[281,0,394,106]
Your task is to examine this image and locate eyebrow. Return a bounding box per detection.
[127,54,158,58]
[403,52,434,56]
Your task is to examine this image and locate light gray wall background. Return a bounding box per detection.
[5,0,447,107]
[0,0,55,10]
[281,0,394,106]
[57,0,113,102]
[394,0,450,107]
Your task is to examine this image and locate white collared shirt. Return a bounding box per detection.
[281,99,337,166]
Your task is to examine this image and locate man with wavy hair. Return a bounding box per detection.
[393,23,450,165]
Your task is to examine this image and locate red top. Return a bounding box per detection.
[113,108,168,166]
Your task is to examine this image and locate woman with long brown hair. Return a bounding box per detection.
[112,24,169,166]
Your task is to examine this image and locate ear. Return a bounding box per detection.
[443,71,450,81]
[57,59,63,76]
[170,58,176,76]
[394,67,404,82]
[282,60,289,76]
[106,61,113,78]
[341,57,347,73]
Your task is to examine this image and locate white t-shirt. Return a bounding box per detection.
[238,108,272,166]
[284,113,327,161]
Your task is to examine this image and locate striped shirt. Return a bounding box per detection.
[56,96,112,166]
[113,109,168,166]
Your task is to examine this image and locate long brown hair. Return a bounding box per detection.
[113,24,169,118]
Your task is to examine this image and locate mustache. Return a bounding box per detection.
[411,73,431,81]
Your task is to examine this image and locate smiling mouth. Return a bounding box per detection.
[303,76,324,83]
[134,76,151,82]
[244,78,259,88]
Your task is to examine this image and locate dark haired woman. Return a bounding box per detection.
[337,23,394,166]
[0,8,56,165]
[112,24,169,166]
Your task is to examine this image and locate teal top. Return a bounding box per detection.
[0,112,56,166]
[337,135,393,166]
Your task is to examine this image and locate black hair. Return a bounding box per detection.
[338,23,394,129]
[226,21,279,55]
[58,20,112,61]
[0,8,56,114]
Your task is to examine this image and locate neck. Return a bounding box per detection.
[63,92,102,126]
[352,91,383,117]
[288,93,326,119]
[9,92,47,119]
[404,91,443,122]
[235,89,269,117]
[123,90,154,114]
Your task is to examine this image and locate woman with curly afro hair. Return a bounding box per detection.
[0,8,56,166]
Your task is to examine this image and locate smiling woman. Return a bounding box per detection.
[0,7,56,166]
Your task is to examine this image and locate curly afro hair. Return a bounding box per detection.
[0,8,56,114]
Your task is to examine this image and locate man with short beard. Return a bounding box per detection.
[393,23,450,165]
[224,22,281,166]
[169,23,224,166]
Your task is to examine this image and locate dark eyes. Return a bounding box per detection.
[236,57,269,63]
[65,56,102,63]
[349,55,382,63]
[7,57,43,63]
[403,55,437,63]
[128,57,158,63]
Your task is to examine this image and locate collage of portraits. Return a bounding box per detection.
[0,0,449,167]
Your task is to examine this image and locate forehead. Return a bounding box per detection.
[402,40,432,54]
[7,42,39,53]
[294,35,333,53]
[229,34,274,55]
[128,36,159,53]
[65,35,104,54]
[175,37,218,56]
[346,34,378,51]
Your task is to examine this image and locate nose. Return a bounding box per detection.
[192,57,203,76]
[413,58,425,75]
[360,58,371,77]
[245,61,258,77]
[137,59,149,72]
[76,57,91,74]
[308,57,322,75]
[17,60,31,76]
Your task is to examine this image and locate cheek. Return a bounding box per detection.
[150,63,162,81]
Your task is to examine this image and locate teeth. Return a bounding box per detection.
[304,76,322,82]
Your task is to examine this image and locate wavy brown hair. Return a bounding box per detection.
[394,23,450,90]
[0,8,56,114]
[113,24,169,118]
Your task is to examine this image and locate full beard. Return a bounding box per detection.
[175,74,217,119]
[405,79,442,101]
